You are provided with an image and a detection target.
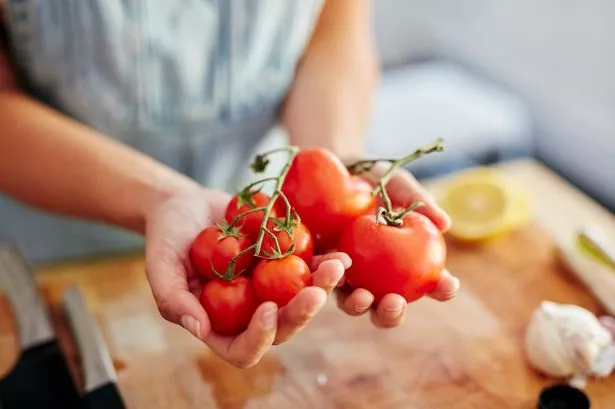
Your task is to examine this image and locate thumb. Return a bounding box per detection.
[146,263,210,340]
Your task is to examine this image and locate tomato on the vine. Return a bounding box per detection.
[200,277,260,336]
[252,255,312,307]
[282,148,377,253]
[260,217,314,264]
[224,189,282,237]
[338,211,446,303]
[189,226,254,280]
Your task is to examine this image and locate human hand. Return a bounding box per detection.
[336,164,460,328]
[144,189,347,368]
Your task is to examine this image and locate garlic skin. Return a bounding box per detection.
[524,301,615,380]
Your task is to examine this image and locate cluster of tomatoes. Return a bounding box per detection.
[189,147,447,336]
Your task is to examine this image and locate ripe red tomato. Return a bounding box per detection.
[224,190,282,237]
[252,255,312,307]
[200,277,260,336]
[260,218,314,264]
[282,148,377,253]
[338,211,446,303]
[189,226,254,280]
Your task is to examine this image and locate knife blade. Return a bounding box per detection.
[0,245,84,409]
[62,286,125,409]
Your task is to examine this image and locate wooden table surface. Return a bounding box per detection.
[1,159,614,408]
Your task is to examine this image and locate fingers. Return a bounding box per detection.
[205,302,278,369]
[336,287,374,316]
[428,269,461,302]
[366,163,451,232]
[389,170,451,231]
[274,286,328,345]
[311,259,346,293]
[311,252,352,271]
[370,293,407,328]
[146,260,210,340]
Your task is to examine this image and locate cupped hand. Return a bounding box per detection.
[336,164,461,328]
[144,189,347,368]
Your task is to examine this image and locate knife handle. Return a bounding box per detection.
[62,285,118,393]
[0,245,55,350]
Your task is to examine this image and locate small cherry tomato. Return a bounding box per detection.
[225,189,282,237]
[261,217,314,264]
[200,277,260,336]
[282,148,377,253]
[338,211,446,303]
[252,255,312,307]
[189,226,254,280]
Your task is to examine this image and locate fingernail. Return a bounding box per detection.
[340,255,352,269]
[353,303,370,314]
[437,208,452,230]
[328,261,345,287]
[383,305,403,319]
[450,277,461,292]
[261,303,278,330]
[180,315,201,340]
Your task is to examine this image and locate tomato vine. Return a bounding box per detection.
[215,146,300,280]
[346,139,445,227]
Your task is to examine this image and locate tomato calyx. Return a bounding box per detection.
[270,211,299,235]
[216,220,246,239]
[260,238,296,260]
[235,186,262,209]
[377,201,425,227]
[345,139,444,227]
[250,154,270,173]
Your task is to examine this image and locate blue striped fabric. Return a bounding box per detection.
[0,0,324,263]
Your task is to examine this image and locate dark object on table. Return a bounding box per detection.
[538,383,590,409]
[62,286,125,409]
[0,245,84,409]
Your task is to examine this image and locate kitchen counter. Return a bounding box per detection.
[1,159,614,408]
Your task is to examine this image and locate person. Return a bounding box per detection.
[0,0,459,368]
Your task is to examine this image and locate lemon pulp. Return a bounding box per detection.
[439,168,532,242]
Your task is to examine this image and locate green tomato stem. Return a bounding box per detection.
[253,146,299,256]
[223,146,299,277]
[346,139,444,227]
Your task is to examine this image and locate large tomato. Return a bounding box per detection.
[260,218,314,264]
[282,148,377,253]
[224,190,282,237]
[189,226,254,280]
[337,211,446,303]
[200,277,260,336]
[252,255,312,307]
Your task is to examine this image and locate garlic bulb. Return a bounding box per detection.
[524,301,615,381]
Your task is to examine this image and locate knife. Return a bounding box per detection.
[62,286,125,409]
[557,241,615,317]
[578,225,615,271]
[0,245,84,409]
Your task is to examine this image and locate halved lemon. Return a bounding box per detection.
[438,167,532,242]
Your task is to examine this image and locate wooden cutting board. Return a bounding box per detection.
[1,221,614,409]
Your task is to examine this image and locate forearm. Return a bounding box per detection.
[0,91,201,234]
[282,0,380,159]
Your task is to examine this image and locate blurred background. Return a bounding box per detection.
[2,0,613,264]
[365,0,614,209]
[260,0,614,209]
